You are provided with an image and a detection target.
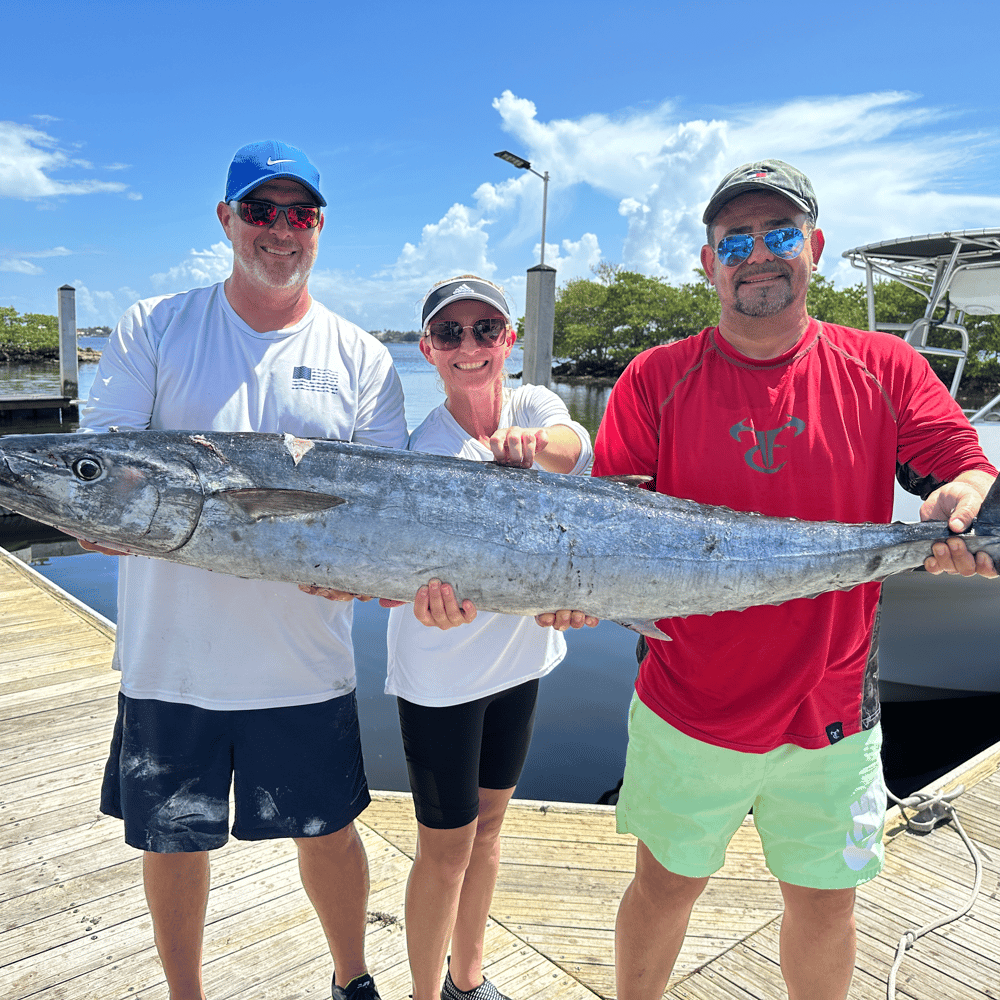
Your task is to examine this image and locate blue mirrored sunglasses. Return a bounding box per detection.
[716,227,805,267]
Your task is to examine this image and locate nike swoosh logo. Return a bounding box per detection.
[267,158,295,165]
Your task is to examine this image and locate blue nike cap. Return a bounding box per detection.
[224,140,327,206]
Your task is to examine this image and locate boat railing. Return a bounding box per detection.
[843,229,1000,422]
[900,318,970,398]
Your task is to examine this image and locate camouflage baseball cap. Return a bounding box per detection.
[702,159,818,225]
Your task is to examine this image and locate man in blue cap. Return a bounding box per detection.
[80,141,406,1000]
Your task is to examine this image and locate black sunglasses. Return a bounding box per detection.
[236,199,321,230]
[424,318,508,351]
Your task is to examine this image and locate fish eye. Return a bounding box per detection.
[72,458,104,482]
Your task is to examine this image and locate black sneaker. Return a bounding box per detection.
[332,973,382,1000]
[440,969,511,1000]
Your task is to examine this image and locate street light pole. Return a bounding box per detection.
[538,169,549,267]
[495,149,549,265]
[494,149,555,386]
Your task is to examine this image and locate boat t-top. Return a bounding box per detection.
[843,228,1000,413]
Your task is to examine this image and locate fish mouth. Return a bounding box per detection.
[0,450,53,517]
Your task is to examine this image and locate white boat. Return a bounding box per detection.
[843,229,1000,700]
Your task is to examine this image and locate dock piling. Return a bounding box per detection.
[57,284,78,399]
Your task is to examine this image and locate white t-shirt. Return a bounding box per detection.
[385,384,593,707]
[81,282,407,710]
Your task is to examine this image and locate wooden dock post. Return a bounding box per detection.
[57,284,78,399]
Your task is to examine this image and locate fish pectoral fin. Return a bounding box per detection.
[617,619,672,640]
[217,488,347,521]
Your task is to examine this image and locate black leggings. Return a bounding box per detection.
[397,679,540,829]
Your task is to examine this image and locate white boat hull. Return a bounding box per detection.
[881,422,1000,699]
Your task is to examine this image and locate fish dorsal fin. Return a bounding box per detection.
[218,488,346,522]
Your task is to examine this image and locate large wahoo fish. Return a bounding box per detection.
[1,430,998,637]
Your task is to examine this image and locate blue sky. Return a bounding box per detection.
[4,0,999,332]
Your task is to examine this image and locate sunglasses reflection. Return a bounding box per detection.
[717,227,804,267]
[425,318,508,351]
[236,200,322,230]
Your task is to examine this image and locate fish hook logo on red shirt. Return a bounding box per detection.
[729,416,806,473]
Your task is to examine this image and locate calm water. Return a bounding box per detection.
[2,338,612,438]
[1,340,635,803]
[4,341,997,800]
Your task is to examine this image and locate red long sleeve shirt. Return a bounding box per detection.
[593,321,995,752]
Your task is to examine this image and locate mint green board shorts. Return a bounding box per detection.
[616,694,885,889]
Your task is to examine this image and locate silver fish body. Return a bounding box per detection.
[1,430,996,636]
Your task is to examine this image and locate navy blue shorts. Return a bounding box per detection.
[397,679,539,829]
[101,691,371,853]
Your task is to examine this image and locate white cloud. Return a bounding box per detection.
[0,246,74,275]
[492,89,728,275]
[1,259,44,275]
[311,201,500,329]
[150,242,233,291]
[542,234,604,283]
[488,89,1000,288]
[0,121,136,199]
[391,202,494,281]
[71,281,143,326]
[14,246,74,258]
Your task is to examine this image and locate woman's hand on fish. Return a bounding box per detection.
[411,578,477,630]
[481,426,548,468]
[535,609,600,631]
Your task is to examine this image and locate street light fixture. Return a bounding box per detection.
[495,150,549,266]
[494,149,555,387]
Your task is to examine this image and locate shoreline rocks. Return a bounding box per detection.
[0,346,103,364]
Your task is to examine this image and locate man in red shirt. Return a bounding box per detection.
[593,159,997,1000]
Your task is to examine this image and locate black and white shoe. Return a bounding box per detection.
[441,969,511,1000]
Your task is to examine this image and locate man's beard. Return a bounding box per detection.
[733,272,793,318]
[241,253,314,290]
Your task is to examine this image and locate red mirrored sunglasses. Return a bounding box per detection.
[236,199,321,230]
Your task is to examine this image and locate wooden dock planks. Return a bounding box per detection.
[2,545,999,999]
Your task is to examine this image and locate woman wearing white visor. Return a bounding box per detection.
[386,275,596,1000]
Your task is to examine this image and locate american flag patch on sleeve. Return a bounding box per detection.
[292,366,340,394]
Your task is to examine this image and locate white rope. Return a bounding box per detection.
[884,785,984,999]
